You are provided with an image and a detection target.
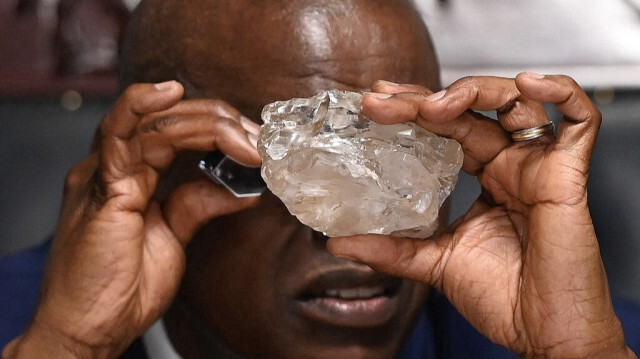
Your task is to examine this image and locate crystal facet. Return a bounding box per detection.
[258,90,463,238]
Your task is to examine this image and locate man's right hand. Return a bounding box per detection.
[2,81,261,358]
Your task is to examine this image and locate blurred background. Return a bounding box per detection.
[1,0,639,302]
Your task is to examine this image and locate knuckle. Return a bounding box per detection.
[203,98,238,119]
[390,240,420,274]
[371,79,389,90]
[215,114,238,130]
[205,98,226,109]
[567,90,600,124]
[448,77,485,104]
[592,106,603,124]
[451,76,478,91]
[140,114,179,134]
[556,74,580,89]
[585,107,603,133]
[64,166,84,191]
[64,157,97,192]
[211,116,241,141]
[121,83,147,104]
[555,76,583,100]
[452,122,473,144]
[581,104,602,124]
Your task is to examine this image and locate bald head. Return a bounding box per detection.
[121,0,439,120]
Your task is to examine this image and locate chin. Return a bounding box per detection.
[260,321,418,359]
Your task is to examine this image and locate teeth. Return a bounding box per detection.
[324,286,385,299]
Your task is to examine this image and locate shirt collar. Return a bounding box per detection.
[142,319,183,359]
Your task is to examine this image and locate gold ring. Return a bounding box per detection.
[510,122,555,142]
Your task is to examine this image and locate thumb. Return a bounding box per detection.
[326,234,451,290]
[163,179,261,245]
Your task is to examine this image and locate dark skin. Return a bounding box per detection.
[5,1,437,358]
[155,2,439,358]
[332,77,638,358]
[2,0,637,358]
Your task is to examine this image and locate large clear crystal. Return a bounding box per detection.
[258,90,463,238]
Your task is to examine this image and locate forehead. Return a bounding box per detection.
[182,0,439,120]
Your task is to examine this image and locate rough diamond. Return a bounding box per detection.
[258,90,463,238]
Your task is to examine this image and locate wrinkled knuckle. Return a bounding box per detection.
[496,100,517,114]
[140,114,179,134]
[452,77,483,104]
[452,76,479,92]
[216,115,237,131]
[455,76,477,86]
[191,114,236,143]
[581,106,601,125]
[568,93,600,123]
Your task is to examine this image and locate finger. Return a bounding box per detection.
[147,98,261,136]
[419,77,549,131]
[363,76,557,173]
[138,109,261,169]
[326,234,451,290]
[370,80,433,95]
[363,92,511,175]
[96,82,186,212]
[62,154,99,202]
[57,155,100,234]
[516,72,601,156]
[364,76,550,130]
[421,111,511,175]
[163,179,261,245]
[100,81,184,139]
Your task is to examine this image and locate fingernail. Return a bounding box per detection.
[247,132,259,149]
[525,72,545,79]
[154,80,177,91]
[240,116,260,135]
[425,90,446,102]
[366,92,393,100]
[377,80,399,87]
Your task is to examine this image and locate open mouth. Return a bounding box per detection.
[295,269,403,328]
[323,286,388,299]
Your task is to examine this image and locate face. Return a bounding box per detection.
[162,1,441,358]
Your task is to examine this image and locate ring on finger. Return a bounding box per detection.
[510,122,555,142]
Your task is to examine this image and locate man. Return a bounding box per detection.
[2,0,638,358]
